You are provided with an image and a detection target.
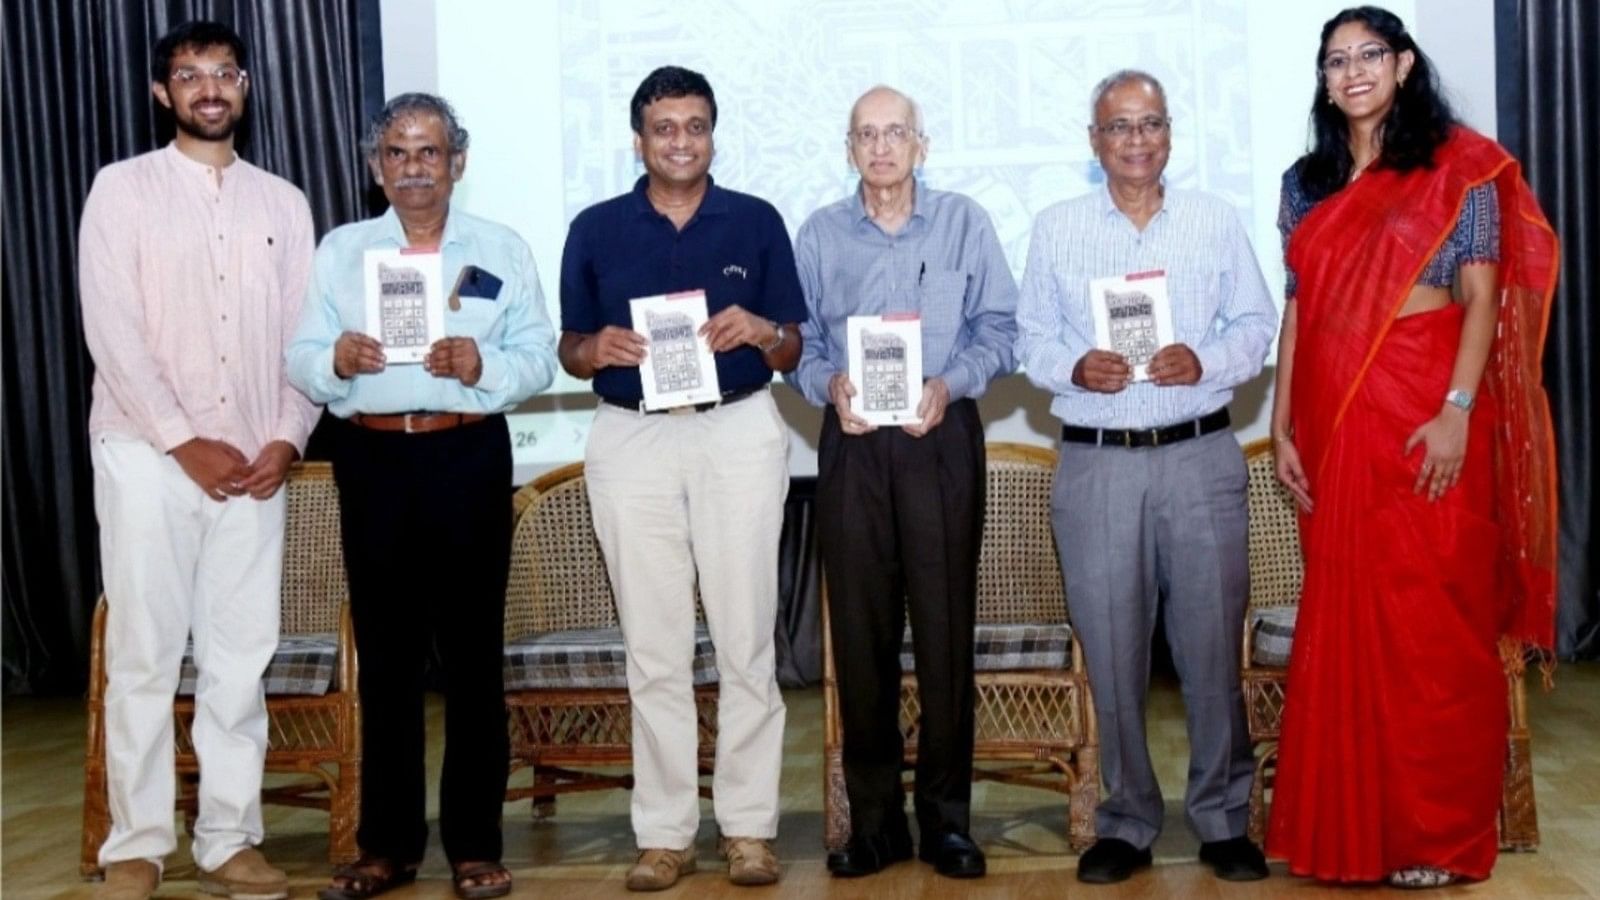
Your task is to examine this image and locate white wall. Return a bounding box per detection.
[378,0,1497,481]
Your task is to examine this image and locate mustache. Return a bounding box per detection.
[393,176,437,189]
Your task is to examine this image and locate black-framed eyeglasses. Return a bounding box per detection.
[1321,45,1393,76]
[170,65,247,89]
[1093,116,1171,139]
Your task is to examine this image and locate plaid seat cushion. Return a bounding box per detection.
[900,622,1074,673]
[1251,607,1298,668]
[504,624,720,690]
[178,634,338,697]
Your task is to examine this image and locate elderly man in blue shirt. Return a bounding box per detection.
[789,85,1017,881]
[1016,70,1276,886]
[287,92,557,900]
[558,66,805,891]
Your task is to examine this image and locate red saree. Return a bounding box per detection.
[1265,128,1558,882]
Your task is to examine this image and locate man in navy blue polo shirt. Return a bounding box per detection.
[558,65,805,891]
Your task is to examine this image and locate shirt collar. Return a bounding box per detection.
[163,141,239,185]
[1097,178,1170,222]
[630,174,729,221]
[850,177,928,229]
[375,203,468,250]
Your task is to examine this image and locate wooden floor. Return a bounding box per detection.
[5,666,1599,899]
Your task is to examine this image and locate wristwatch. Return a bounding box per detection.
[1445,388,1475,412]
[759,319,785,353]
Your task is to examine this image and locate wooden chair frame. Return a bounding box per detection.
[81,462,361,877]
[820,442,1100,852]
[1237,438,1539,850]
[502,462,717,817]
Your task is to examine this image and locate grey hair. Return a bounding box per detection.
[848,84,925,139]
[363,92,471,158]
[1089,69,1167,121]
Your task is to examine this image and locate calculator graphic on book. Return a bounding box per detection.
[375,261,429,350]
[645,309,703,394]
[860,329,910,412]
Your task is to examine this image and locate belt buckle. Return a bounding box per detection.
[667,403,699,417]
[1121,430,1133,448]
[403,414,418,434]
[1150,428,1160,448]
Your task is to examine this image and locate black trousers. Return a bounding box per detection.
[330,414,511,864]
[816,399,985,842]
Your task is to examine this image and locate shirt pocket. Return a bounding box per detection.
[918,269,968,339]
[450,295,506,343]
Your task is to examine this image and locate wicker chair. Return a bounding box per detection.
[502,463,717,816]
[80,462,360,877]
[1239,438,1539,850]
[821,442,1099,852]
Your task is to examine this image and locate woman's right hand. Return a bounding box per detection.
[1275,439,1315,512]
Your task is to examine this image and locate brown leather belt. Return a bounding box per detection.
[348,412,486,434]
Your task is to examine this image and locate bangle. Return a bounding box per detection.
[1273,432,1293,443]
[759,321,785,353]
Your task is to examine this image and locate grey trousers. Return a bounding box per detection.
[1050,428,1254,849]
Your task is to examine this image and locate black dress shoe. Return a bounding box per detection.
[1076,837,1153,884]
[826,832,913,878]
[1198,836,1269,881]
[918,830,986,879]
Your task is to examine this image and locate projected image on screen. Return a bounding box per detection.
[443,0,1263,474]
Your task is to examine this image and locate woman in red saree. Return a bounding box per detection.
[1265,5,1558,889]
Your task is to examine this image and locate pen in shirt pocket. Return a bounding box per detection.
[918,261,926,286]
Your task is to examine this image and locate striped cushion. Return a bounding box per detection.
[1251,607,1298,668]
[178,634,338,696]
[900,622,1074,672]
[503,624,720,690]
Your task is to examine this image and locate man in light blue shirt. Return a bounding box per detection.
[286,93,555,900]
[1015,70,1276,885]
[789,85,1016,881]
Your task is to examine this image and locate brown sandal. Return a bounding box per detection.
[317,857,419,900]
[452,860,512,900]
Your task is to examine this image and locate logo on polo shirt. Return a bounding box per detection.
[723,264,748,280]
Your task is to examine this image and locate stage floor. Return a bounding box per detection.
[5,668,1598,898]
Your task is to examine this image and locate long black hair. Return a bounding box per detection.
[1296,6,1455,202]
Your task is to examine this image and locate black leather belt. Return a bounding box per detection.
[1061,408,1230,448]
[602,385,765,416]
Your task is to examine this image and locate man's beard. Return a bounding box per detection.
[174,103,242,141]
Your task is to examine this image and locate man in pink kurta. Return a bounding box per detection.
[77,21,320,900]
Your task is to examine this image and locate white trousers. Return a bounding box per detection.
[92,432,285,871]
[585,392,790,847]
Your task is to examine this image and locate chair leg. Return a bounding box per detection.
[531,767,557,820]
[1068,746,1099,852]
[81,723,110,878]
[330,759,361,864]
[1248,742,1276,846]
[824,746,850,851]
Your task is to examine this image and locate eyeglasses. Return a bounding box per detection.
[848,124,919,148]
[647,118,711,139]
[170,65,248,89]
[1321,45,1393,76]
[1094,116,1171,140]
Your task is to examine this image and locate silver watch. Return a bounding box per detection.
[1445,389,1475,412]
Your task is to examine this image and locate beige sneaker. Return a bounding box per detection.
[198,847,289,900]
[98,860,160,900]
[626,846,697,891]
[720,836,780,886]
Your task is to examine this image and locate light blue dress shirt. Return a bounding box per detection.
[287,206,558,416]
[1015,185,1277,429]
[789,180,1018,407]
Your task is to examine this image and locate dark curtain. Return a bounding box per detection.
[774,478,822,687]
[2,0,386,695]
[1497,0,1599,660]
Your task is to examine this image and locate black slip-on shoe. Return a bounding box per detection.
[1076,837,1153,884]
[1198,836,1269,881]
[826,832,913,878]
[918,830,986,879]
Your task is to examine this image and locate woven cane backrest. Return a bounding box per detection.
[279,462,347,634]
[1243,439,1304,608]
[976,443,1068,624]
[506,463,620,640]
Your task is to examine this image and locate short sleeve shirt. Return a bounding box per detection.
[559,175,807,405]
